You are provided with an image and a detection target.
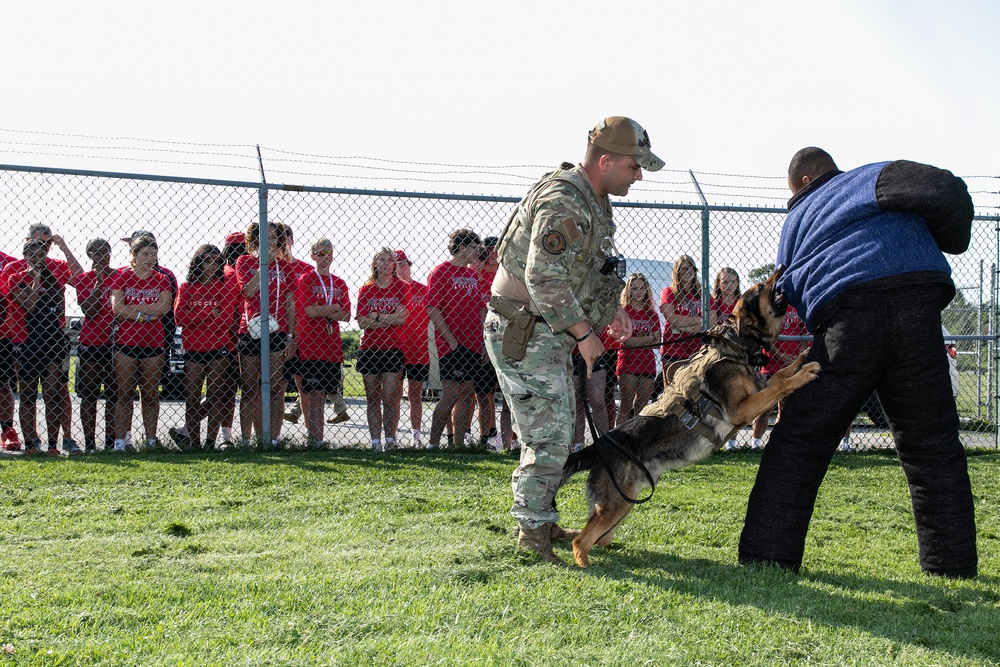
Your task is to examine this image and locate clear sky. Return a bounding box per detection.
[1,0,998,209]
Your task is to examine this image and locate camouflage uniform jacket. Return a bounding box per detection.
[493,163,622,333]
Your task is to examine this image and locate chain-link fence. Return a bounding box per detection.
[0,163,996,454]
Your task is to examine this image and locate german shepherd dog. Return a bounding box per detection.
[556,267,820,567]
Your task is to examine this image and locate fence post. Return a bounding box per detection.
[257,146,272,444]
[258,188,272,442]
[689,170,711,328]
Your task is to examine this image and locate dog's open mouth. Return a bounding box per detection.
[772,290,789,314]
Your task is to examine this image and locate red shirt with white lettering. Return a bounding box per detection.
[660,287,703,360]
[295,270,351,362]
[174,279,240,352]
[108,267,172,348]
[617,304,659,376]
[357,280,409,352]
[427,260,485,356]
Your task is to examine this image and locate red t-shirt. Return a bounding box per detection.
[2,259,73,345]
[712,297,737,326]
[357,280,409,351]
[399,281,429,365]
[174,279,240,352]
[295,270,351,362]
[617,304,659,376]
[108,267,172,348]
[76,270,115,347]
[0,251,14,342]
[427,260,485,356]
[660,287,703,360]
[763,306,807,375]
[234,256,299,335]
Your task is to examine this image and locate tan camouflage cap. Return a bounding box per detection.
[589,116,664,172]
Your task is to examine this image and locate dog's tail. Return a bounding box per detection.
[559,445,600,488]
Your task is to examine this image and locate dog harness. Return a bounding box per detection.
[640,330,765,447]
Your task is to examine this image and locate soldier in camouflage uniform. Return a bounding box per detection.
[485,117,664,565]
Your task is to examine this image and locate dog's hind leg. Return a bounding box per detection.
[595,505,634,547]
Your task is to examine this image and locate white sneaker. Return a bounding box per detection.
[838,437,854,452]
[487,434,503,452]
[463,432,475,446]
[412,430,423,448]
[723,439,738,451]
[124,432,134,449]
[372,439,383,453]
[570,442,585,454]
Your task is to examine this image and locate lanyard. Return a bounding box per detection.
[315,268,333,305]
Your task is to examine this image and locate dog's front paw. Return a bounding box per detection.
[796,362,821,382]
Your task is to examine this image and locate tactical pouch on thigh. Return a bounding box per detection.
[502,310,536,361]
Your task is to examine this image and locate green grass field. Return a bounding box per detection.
[2,448,998,666]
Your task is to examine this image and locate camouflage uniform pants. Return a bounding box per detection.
[484,311,576,530]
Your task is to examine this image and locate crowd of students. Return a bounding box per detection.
[0,224,797,456]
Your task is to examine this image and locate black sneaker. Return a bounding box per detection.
[168,427,190,451]
[23,441,43,456]
[84,439,97,453]
[63,439,83,456]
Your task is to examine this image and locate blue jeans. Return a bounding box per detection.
[739,282,977,578]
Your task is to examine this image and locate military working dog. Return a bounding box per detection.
[556,267,820,567]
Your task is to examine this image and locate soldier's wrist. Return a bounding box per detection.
[571,327,594,343]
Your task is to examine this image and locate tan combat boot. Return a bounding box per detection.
[549,524,581,541]
[516,524,571,567]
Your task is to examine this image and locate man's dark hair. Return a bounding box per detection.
[788,147,838,185]
[448,228,481,256]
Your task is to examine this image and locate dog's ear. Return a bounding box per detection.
[733,285,762,337]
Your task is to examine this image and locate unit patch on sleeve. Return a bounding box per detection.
[541,228,567,255]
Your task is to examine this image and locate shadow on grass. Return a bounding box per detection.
[588,547,1000,664]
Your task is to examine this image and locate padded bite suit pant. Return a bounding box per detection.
[739,283,977,578]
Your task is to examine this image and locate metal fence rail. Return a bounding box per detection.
[1,163,996,453]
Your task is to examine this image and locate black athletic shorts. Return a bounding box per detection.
[298,359,343,394]
[237,332,288,357]
[404,363,430,383]
[356,348,404,375]
[115,345,165,360]
[439,346,483,383]
[184,348,234,364]
[18,334,69,381]
[0,339,15,386]
[78,344,114,365]
[473,359,500,395]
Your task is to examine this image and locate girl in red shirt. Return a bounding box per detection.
[109,235,174,452]
[393,251,429,444]
[356,248,408,451]
[616,272,661,425]
[174,244,240,449]
[711,267,740,327]
[294,238,351,448]
[75,239,117,452]
[235,223,298,448]
[660,254,705,363]
[10,240,72,453]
